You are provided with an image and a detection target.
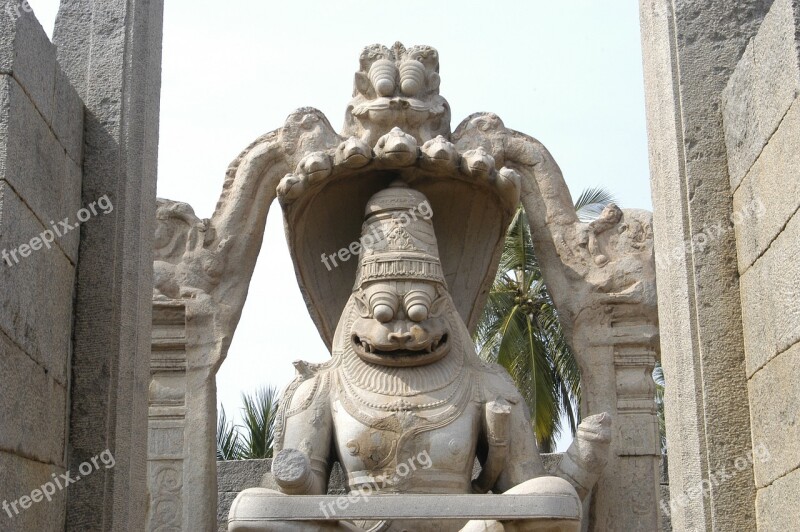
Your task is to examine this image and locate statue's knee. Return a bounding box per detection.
[504,475,577,499]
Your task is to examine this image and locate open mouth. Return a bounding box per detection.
[351,333,450,366]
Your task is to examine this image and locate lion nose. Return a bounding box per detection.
[387,331,413,343]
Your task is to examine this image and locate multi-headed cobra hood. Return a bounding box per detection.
[276,43,522,350]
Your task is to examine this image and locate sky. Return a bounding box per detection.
[29,0,651,451]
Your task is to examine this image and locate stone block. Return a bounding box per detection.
[740,210,800,376]
[0,2,56,125]
[217,459,274,493]
[0,450,67,532]
[771,214,800,355]
[756,466,800,530]
[52,64,83,165]
[217,491,238,532]
[722,0,800,190]
[740,258,775,378]
[228,492,581,523]
[660,484,672,532]
[0,74,82,262]
[733,94,800,272]
[0,330,67,467]
[541,453,564,475]
[0,182,75,384]
[747,343,800,488]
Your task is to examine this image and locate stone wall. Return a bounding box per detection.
[0,1,164,531]
[721,0,800,527]
[640,0,799,530]
[0,4,83,530]
[639,0,768,530]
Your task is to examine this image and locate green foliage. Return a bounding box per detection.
[475,207,580,452]
[240,386,279,459]
[474,187,616,452]
[216,386,279,461]
[216,405,244,461]
[574,186,617,222]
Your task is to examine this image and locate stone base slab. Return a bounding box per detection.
[229,492,581,522]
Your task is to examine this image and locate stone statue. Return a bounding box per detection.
[225,42,626,532]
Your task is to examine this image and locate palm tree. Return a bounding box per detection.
[240,385,279,459]
[216,385,279,460]
[474,187,615,452]
[217,405,244,460]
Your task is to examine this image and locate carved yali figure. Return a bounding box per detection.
[224,42,640,532]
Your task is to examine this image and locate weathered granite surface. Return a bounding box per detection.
[218,457,565,532]
[0,4,80,531]
[721,2,800,527]
[639,1,769,530]
[53,1,164,530]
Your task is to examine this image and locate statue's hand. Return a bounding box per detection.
[273,448,315,495]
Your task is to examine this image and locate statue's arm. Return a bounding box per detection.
[272,371,333,495]
[480,368,547,493]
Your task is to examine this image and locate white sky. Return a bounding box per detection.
[29,1,650,452]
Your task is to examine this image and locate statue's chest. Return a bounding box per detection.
[331,395,481,493]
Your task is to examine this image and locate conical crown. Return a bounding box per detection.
[354,181,446,288]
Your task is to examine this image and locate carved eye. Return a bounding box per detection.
[404,290,433,322]
[369,59,397,97]
[399,60,426,97]
[374,304,394,323]
[369,291,399,323]
[406,304,428,322]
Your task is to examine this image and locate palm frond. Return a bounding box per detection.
[240,386,279,459]
[574,186,616,222]
[216,405,243,461]
[475,204,584,452]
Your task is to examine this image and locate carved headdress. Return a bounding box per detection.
[354,181,446,289]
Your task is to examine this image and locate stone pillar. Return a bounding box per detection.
[148,301,188,530]
[52,0,164,529]
[147,123,286,528]
[638,0,770,529]
[572,309,661,531]
[147,294,225,532]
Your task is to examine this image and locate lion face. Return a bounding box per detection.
[349,279,451,367]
